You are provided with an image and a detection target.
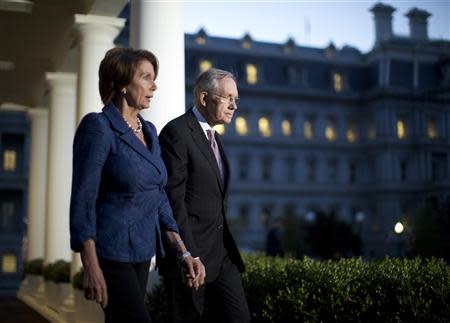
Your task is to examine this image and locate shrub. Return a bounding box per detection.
[146,255,450,322]
[43,260,70,283]
[242,254,450,323]
[24,258,44,275]
[147,282,169,323]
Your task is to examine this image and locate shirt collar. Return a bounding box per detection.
[192,106,213,138]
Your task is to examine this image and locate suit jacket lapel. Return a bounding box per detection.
[186,109,224,192]
[215,133,230,195]
[102,103,162,174]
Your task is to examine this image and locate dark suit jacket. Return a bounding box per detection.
[159,109,245,282]
[70,103,179,263]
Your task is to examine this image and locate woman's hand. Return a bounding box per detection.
[164,231,206,290]
[83,262,108,307]
[81,239,108,308]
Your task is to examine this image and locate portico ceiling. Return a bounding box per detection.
[0,0,127,108]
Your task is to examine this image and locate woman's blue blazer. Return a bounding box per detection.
[70,103,179,262]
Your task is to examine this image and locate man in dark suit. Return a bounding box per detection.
[159,68,250,323]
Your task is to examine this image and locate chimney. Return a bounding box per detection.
[370,3,396,44]
[406,8,431,41]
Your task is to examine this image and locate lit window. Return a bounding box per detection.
[214,124,225,135]
[325,119,337,141]
[347,121,358,143]
[259,116,272,137]
[3,150,16,172]
[282,119,292,136]
[196,36,206,45]
[246,64,258,84]
[235,116,249,136]
[2,253,17,273]
[304,120,314,140]
[242,40,251,49]
[427,119,438,139]
[368,122,376,140]
[397,118,407,139]
[333,73,343,92]
[199,59,212,73]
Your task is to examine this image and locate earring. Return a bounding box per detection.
[121,88,127,95]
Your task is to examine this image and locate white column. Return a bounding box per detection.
[74,14,125,123]
[45,72,77,264]
[27,108,48,261]
[130,0,185,132]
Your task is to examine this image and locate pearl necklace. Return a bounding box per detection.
[123,116,142,133]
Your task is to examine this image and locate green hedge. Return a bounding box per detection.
[24,258,44,275]
[242,254,450,323]
[42,260,71,283]
[147,255,450,323]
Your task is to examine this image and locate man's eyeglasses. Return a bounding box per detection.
[210,93,240,107]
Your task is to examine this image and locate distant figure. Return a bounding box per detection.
[266,218,284,257]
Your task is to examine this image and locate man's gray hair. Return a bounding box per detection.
[193,68,236,106]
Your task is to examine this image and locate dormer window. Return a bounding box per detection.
[284,37,295,54]
[241,33,252,49]
[326,42,336,59]
[195,28,207,45]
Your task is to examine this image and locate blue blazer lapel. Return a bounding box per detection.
[102,103,163,174]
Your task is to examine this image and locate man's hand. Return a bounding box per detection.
[191,257,206,289]
[181,255,206,290]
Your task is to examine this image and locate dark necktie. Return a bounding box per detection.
[207,129,224,184]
